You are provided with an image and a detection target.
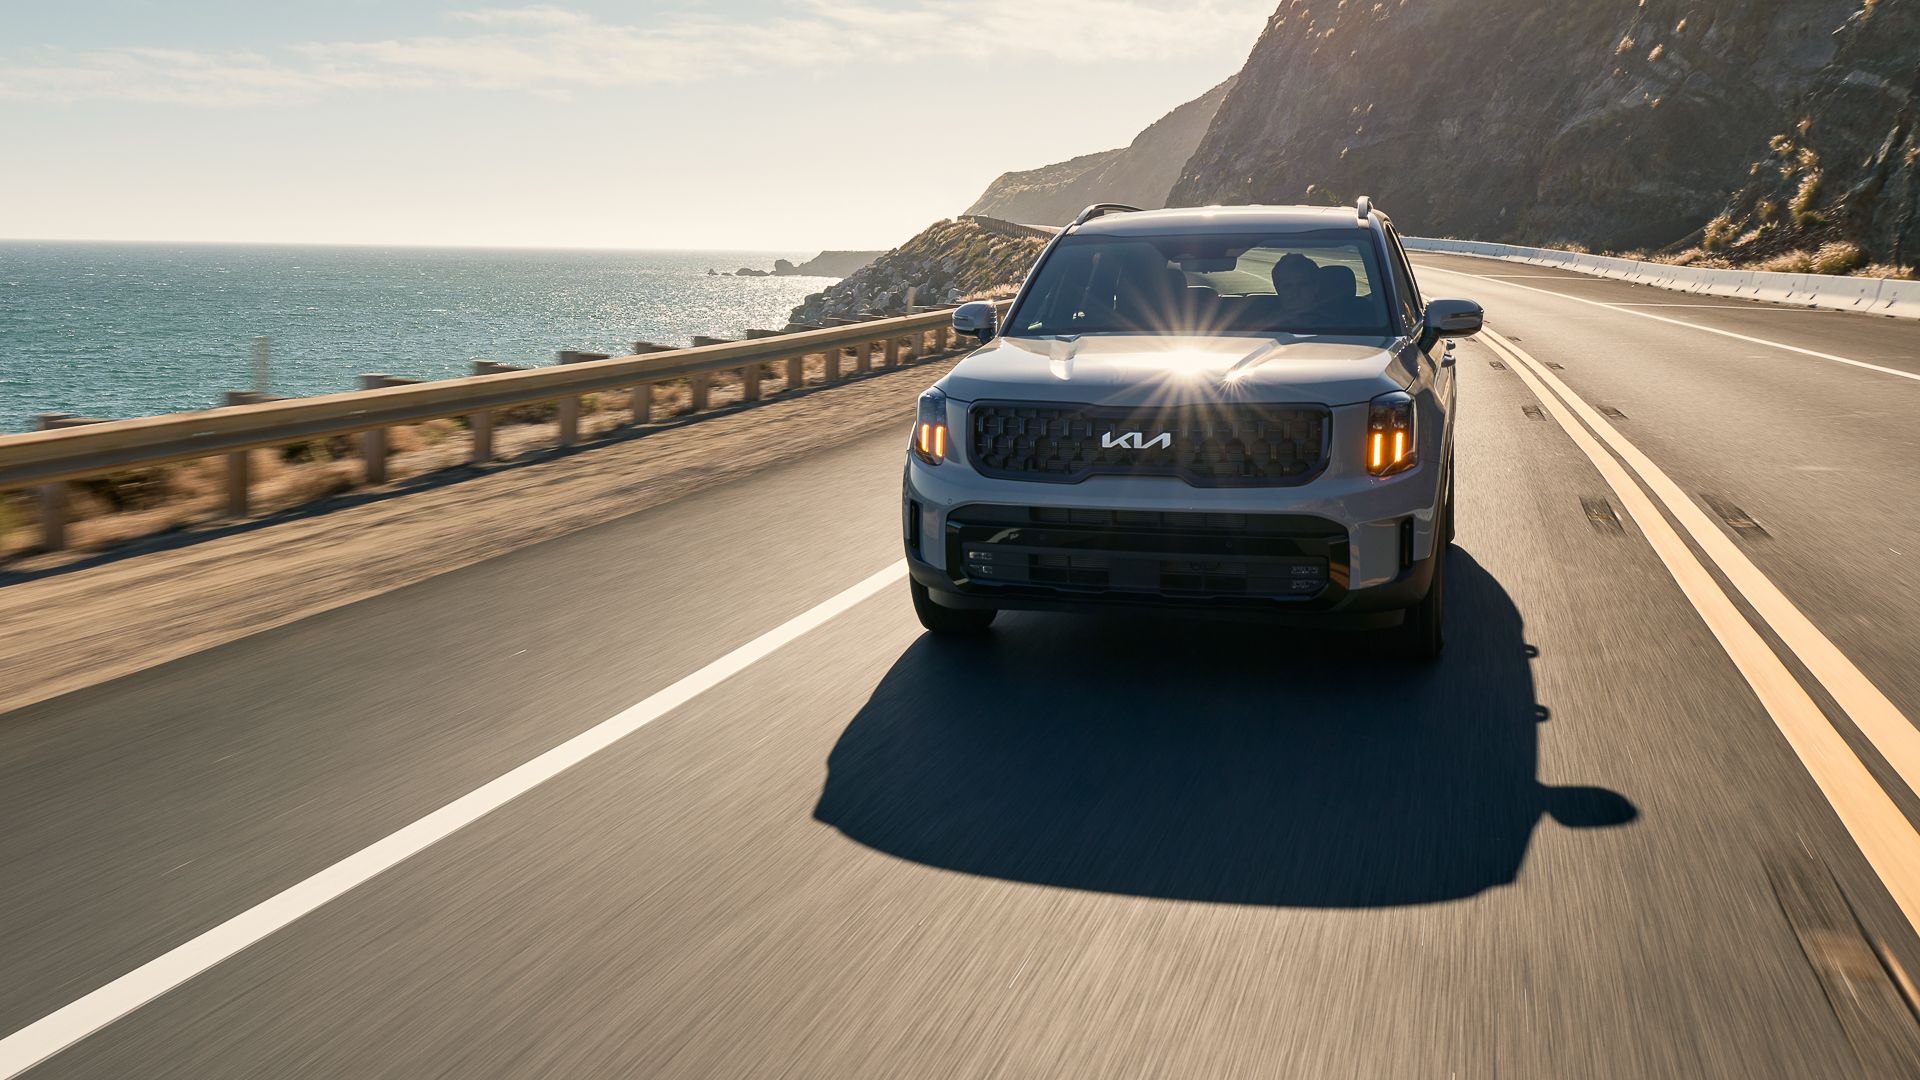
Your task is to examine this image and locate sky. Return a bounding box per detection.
[0,1,1271,251]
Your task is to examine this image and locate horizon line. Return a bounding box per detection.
[0,235,877,256]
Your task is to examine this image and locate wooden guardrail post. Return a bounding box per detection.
[857,340,874,375]
[33,414,78,551]
[823,344,843,383]
[630,343,674,425]
[904,329,921,363]
[221,391,279,516]
[690,337,731,411]
[555,351,609,446]
[883,336,902,368]
[357,375,420,484]
[469,360,527,462]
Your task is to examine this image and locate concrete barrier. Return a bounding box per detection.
[1404,236,1915,319]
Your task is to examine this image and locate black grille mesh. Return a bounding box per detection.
[968,401,1329,486]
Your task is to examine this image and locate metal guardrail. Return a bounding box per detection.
[1,302,1007,551]
[1404,237,1920,319]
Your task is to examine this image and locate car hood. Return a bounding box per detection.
[937,334,1413,408]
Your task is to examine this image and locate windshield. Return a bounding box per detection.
[1008,230,1396,338]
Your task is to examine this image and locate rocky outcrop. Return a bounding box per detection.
[964,78,1235,226]
[1168,1,1877,255]
[787,218,1046,324]
[1704,1,1920,269]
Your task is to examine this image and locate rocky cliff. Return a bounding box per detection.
[787,218,1047,325]
[964,78,1235,226]
[1704,1,1919,270]
[1168,0,1912,265]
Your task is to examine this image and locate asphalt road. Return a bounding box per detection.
[3,255,1920,1077]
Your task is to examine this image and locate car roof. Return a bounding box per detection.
[1071,204,1386,238]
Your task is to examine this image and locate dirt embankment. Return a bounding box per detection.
[0,352,961,715]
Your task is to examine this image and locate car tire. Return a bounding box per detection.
[911,579,997,635]
[1390,546,1446,661]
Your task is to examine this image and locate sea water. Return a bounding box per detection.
[0,241,834,432]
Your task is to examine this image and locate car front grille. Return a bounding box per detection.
[967,401,1330,487]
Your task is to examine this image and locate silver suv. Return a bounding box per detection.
[902,200,1483,658]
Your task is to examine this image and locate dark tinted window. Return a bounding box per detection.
[1009,230,1395,337]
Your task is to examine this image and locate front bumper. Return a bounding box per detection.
[903,421,1445,627]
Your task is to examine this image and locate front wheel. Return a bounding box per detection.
[1389,547,1446,660]
[910,578,997,635]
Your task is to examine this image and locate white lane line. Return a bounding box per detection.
[1422,264,1920,383]
[0,560,910,1079]
[1480,329,1920,933]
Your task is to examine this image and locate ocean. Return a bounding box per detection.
[0,241,836,433]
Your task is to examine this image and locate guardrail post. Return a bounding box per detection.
[32,413,106,551]
[689,338,731,412]
[357,375,404,484]
[857,340,874,375]
[904,329,921,363]
[884,336,902,368]
[220,391,277,516]
[469,360,526,462]
[629,343,675,425]
[823,344,843,383]
[555,351,608,447]
[742,363,762,401]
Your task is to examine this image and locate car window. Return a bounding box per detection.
[1009,230,1395,338]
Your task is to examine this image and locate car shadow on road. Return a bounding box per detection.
[813,549,1637,907]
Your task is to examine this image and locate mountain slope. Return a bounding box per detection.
[1169,0,1868,252]
[1705,1,1920,269]
[964,78,1235,225]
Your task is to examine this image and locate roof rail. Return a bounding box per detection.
[1069,203,1143,228]
[1355,195,1373,222]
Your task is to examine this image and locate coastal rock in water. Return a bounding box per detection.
[734,267,771,277]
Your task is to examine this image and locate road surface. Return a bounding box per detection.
[2,254,1919,1077]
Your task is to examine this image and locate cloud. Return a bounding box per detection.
[0,1,1270,106]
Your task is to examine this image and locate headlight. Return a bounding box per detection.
[912,387,948,465]
[1366,390,1416,476]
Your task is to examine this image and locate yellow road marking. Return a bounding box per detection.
[1481,327,1920,931]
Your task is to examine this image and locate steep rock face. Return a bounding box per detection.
[964,78,1236,225]
[1709,1,1920,267]
[1170,0,1858,250]
[787,218,1047,324]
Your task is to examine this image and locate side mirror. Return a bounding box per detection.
[953,301,997,343]
[1422,298,1483,349]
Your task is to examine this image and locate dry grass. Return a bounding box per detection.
[1789,169,1824,225]
[1702,214,1738,251]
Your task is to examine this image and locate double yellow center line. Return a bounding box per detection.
[1481,327,1920,931]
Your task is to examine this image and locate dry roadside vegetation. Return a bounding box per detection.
[0,350,887,562]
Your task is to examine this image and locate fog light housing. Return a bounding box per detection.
[1366,390,1416,476]
[913,387,948,465]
